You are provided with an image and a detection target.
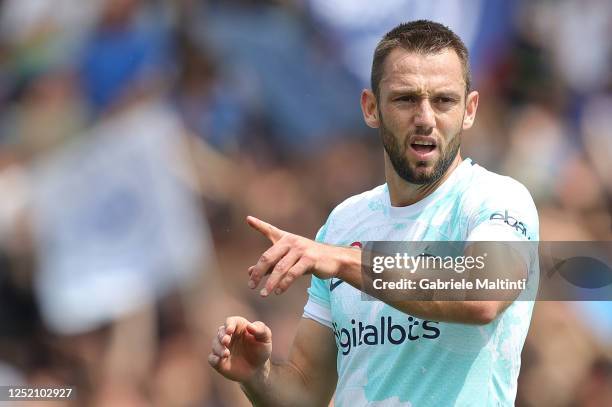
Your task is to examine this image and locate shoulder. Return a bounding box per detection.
[461,162,539,240]
[332,184,387,216]
[462,163,536,211]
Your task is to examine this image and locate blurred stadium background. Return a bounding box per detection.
[0,0,611,406]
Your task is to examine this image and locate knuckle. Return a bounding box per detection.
[259,253,272,264]
[301,251,313,262]
[295,262,309,275]
[273,261,288,274]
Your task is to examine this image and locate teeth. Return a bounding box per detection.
[413,141,434,146]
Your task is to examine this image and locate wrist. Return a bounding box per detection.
[335,246,362,281]
[241,359,271,391]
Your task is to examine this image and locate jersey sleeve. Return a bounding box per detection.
[466,178,539,242]
[302,222,333,328]
[465,178,539,276]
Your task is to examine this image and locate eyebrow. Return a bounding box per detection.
[387,89,462,99]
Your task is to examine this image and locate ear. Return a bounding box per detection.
[462,90,479,130]
[361,89,380,128]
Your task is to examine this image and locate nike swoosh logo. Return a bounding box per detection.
[330,278,344,292]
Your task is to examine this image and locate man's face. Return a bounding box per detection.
[363,48,477,185]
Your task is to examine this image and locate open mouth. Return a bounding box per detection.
[410,140,436,154]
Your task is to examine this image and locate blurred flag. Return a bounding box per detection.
[30,102,211,335]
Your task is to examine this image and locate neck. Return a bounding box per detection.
[385,153,463,206]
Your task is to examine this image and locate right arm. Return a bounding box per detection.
[209,316,337,407]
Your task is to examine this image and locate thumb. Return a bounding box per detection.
[247,321,271,342]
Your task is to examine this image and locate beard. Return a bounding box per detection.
[380,116,461,185]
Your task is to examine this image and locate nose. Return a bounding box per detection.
[414,99,436,129]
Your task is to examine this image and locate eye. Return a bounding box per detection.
[395,95,418,103]
[434,96,456,105]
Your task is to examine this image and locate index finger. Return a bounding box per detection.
[246,216,284,243]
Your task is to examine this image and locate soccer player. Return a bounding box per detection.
[209,20,539,406]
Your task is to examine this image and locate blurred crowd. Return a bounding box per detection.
[0,0,611,406]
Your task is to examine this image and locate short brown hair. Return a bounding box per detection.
[371,20,471,97]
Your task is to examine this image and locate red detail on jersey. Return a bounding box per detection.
[350,241,362,248]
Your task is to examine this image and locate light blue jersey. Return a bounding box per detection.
[303,158,539,406]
